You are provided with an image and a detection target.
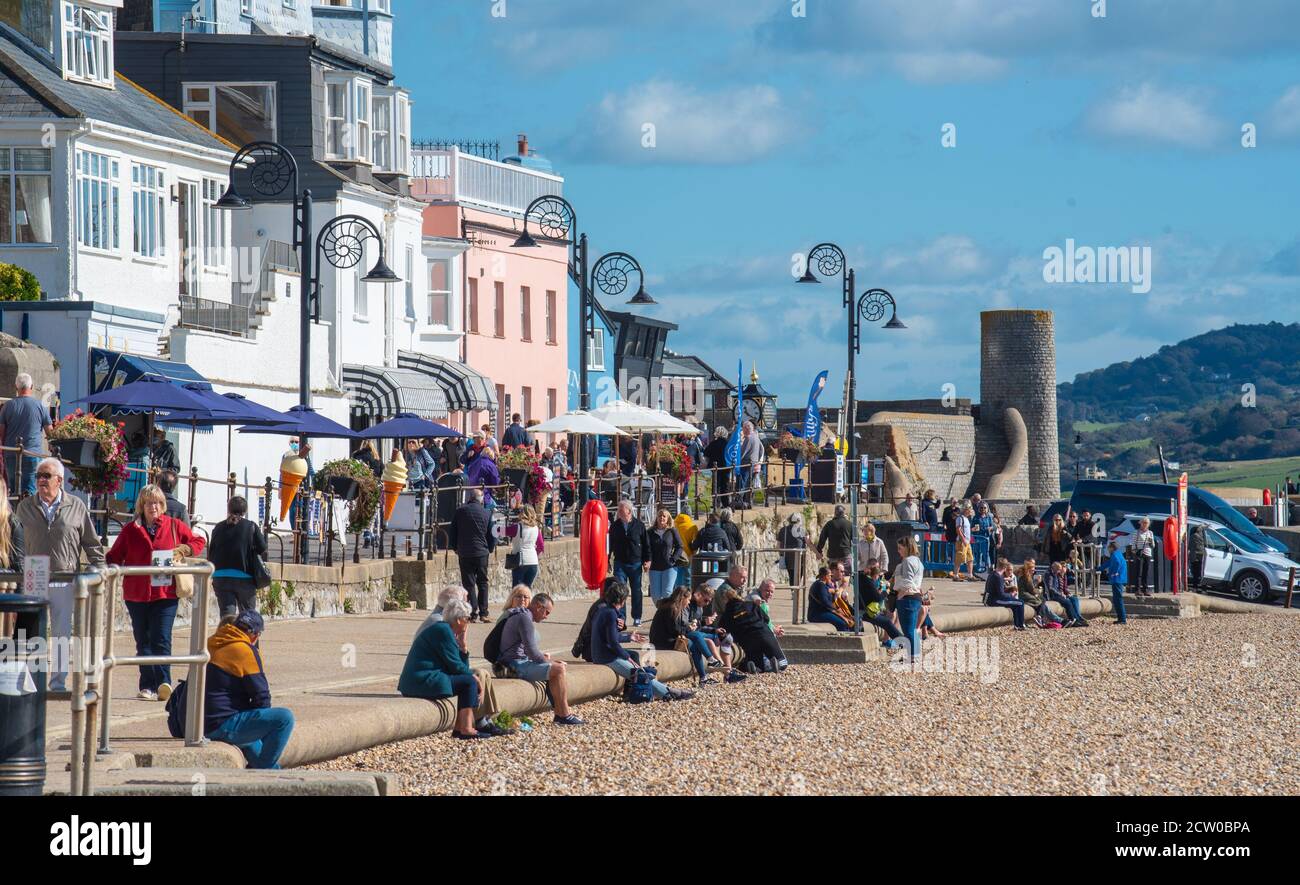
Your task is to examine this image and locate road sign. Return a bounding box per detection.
[835,454,845,496]
[23,555,50,598]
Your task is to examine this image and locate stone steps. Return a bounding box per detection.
[781,630,884,665]
[1122,593,1201,619]
[47,769,397,797]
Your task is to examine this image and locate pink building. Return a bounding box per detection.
[416,137,569,438]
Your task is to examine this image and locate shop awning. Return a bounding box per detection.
[342,363,449,420]
[90,348,210,394]
[397,350,497,413]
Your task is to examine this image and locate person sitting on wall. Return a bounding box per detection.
[398,597,506,739]
[718,583,788,673]
[857,560,903,649]
[808,563,852,632]
[203,611,296,768]
[1043,560,1088,627]
[982,558,1026,631]
[1015,558,1064,628]
[495,592,583,726]
[591,580,694,702]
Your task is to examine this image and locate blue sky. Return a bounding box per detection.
[395,0,1300,403]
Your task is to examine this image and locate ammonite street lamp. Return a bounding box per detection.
[512,195,653,492]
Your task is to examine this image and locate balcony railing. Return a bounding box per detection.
[178,295,256,337]
[409,146,563,216]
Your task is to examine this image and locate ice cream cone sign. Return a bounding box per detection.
[381,456,408,523]
[279,451,309,521]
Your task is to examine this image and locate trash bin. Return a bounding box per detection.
[871,521,927,563]
[0,594,49,797]
[691,549,732,587]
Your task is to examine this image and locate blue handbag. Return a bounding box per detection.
[622,666,657,704]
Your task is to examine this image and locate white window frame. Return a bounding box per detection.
[427,257,451,327]
[0,147,55,246]
[395,92,411,175]
[182,82,277,143]
[353,78,372,164]
[325,72,373,162]
[59,1,113,88]
[587,328,606,372]
[131,162,167,260]
[371,87,394,172]
[202,178,228,270]
[403,244,415,321]
[240,1,253,16]
[353,269,368,320]
[325,77,349,159]
[75,149,119,253]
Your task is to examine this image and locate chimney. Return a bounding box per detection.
[517,133,529,159]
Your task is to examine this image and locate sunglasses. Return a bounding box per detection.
[36,472,57,480]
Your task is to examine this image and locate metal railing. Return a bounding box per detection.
[178,294,257,337]
[67,561,215,797]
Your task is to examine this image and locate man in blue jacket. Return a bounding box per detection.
[1101,542,1129,625]
[204,611,295,769]
[502,413,528,449]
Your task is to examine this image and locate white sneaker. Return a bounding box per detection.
[156,683,172,702]
[137,689,158,701]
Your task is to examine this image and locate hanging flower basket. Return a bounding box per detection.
[46,410,129,496]
[770,431,821,463]
[647,440,692,484]
[525,463,552,508]
[314,459,379,534]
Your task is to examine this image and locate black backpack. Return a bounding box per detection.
[572,601,603,662]
[164,679,190,739]
[482,614,512,665]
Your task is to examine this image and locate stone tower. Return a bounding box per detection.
[974,310,1061,500]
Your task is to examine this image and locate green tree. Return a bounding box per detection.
[0,263,40,301]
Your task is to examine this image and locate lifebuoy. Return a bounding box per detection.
[580,499,610,590]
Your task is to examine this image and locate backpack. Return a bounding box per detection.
[164,679,190,739]
[622,666,657,704]
[482,614,513,665]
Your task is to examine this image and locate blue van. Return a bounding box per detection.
[1068,479,1287,554]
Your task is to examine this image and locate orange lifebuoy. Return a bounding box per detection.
[581,499,610,590]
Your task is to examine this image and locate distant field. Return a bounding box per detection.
[1109,437,1153,453]
[1186,457,1300,490]
[1073,421,1125,433]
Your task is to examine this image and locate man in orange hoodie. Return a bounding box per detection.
[204,611,295,769]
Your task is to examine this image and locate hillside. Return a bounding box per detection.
[1057,322,1300,488]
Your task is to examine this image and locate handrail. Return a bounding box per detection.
[68,561,216,797]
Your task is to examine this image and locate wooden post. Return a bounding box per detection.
[1286,567,1296,610]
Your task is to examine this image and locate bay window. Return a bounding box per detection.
[395,92,411,174]
[372,89,393,171]
[353,78,371,164]
[131,163,166,259]
[325,72,373,162]
[76,149,119,251]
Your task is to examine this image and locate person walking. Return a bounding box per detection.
[208,496,268,618]
[0,372,51,496]
[892,535,927,660]
[646,508,685,606]
[448,488,493,622]
[17,458,105,693]
[776,512,806,586]
[952,505,975,581]
[1102,541,1129,625]
[816,504,854,564]
[608,499,650,626]
[507,504,541,588]
[106,484,206,701]
[738,421,764,509]
[403,438,431,491]
[855,521,889,575]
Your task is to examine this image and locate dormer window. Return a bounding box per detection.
[324,71,373,164]
[60,1,114,88]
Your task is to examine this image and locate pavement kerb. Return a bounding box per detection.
[277,650,696,769]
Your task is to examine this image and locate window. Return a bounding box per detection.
[428,258,450,326]
[202,178,227,267]
[587,328,606,371]
[372,90,393,171]
[61,2,113,87]
[521,387,532,424]
[354,270,367,318]
[547,388,556,422]
[76,150,119,251]
[326,79,349,158]
[1,148,54,245]
[545,290,556,344]
[493,281,504,337]
[495,385,506,436]
[131,163,166,258]
[395,93,411,174]
[183,83,276,144]
[404,245,415,320]
[520,286,531,341]
[241,0,252,15]
[354,79,371,163]
[466,276,478,333]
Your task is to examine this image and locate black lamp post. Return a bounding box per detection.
[910,436,952,463]
[798,242,905,635]
[218,142,399,560]
[512,195,653,497]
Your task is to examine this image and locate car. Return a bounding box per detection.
[1069,479,1287,555]
[1109,513,1300,603]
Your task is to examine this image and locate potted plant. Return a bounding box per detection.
[326,474,360,502]
[525,462,553,508]
[314,459,380,534]
[47,410,129,496]
[771,430,821,463]
[497,446,537,494]
[647,440,692,484]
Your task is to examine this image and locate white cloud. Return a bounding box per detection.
[1083,83,1223,149]
[561,80,798,164]
[1269,85,1300,139]
[892,52,1009,83]
[876,235,997,283]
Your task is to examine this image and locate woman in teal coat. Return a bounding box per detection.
[397,598,493,739]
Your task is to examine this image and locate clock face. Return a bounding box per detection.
[743,399,763,423]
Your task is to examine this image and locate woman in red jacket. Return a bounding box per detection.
[107,484,205,702]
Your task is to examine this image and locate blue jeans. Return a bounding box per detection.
[208,707,295,769]
[511,564,538,588]
[447,673,480,710]
[896,594,924,659]
[674,565,691,588]
[648,569,676,604]
[1111,583,1127,623]
[614,561,645,621]
[1050,591,1083,622]
[972,535,991,573]
[990,597,1026,628]
[685,631,715,678]
[605,656,669,699]
[124,598,178,692]
[4,452,37,496]
[809,610,852,632]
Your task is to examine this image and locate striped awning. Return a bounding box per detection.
[342,364,449,420]
[397,350,498,413]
